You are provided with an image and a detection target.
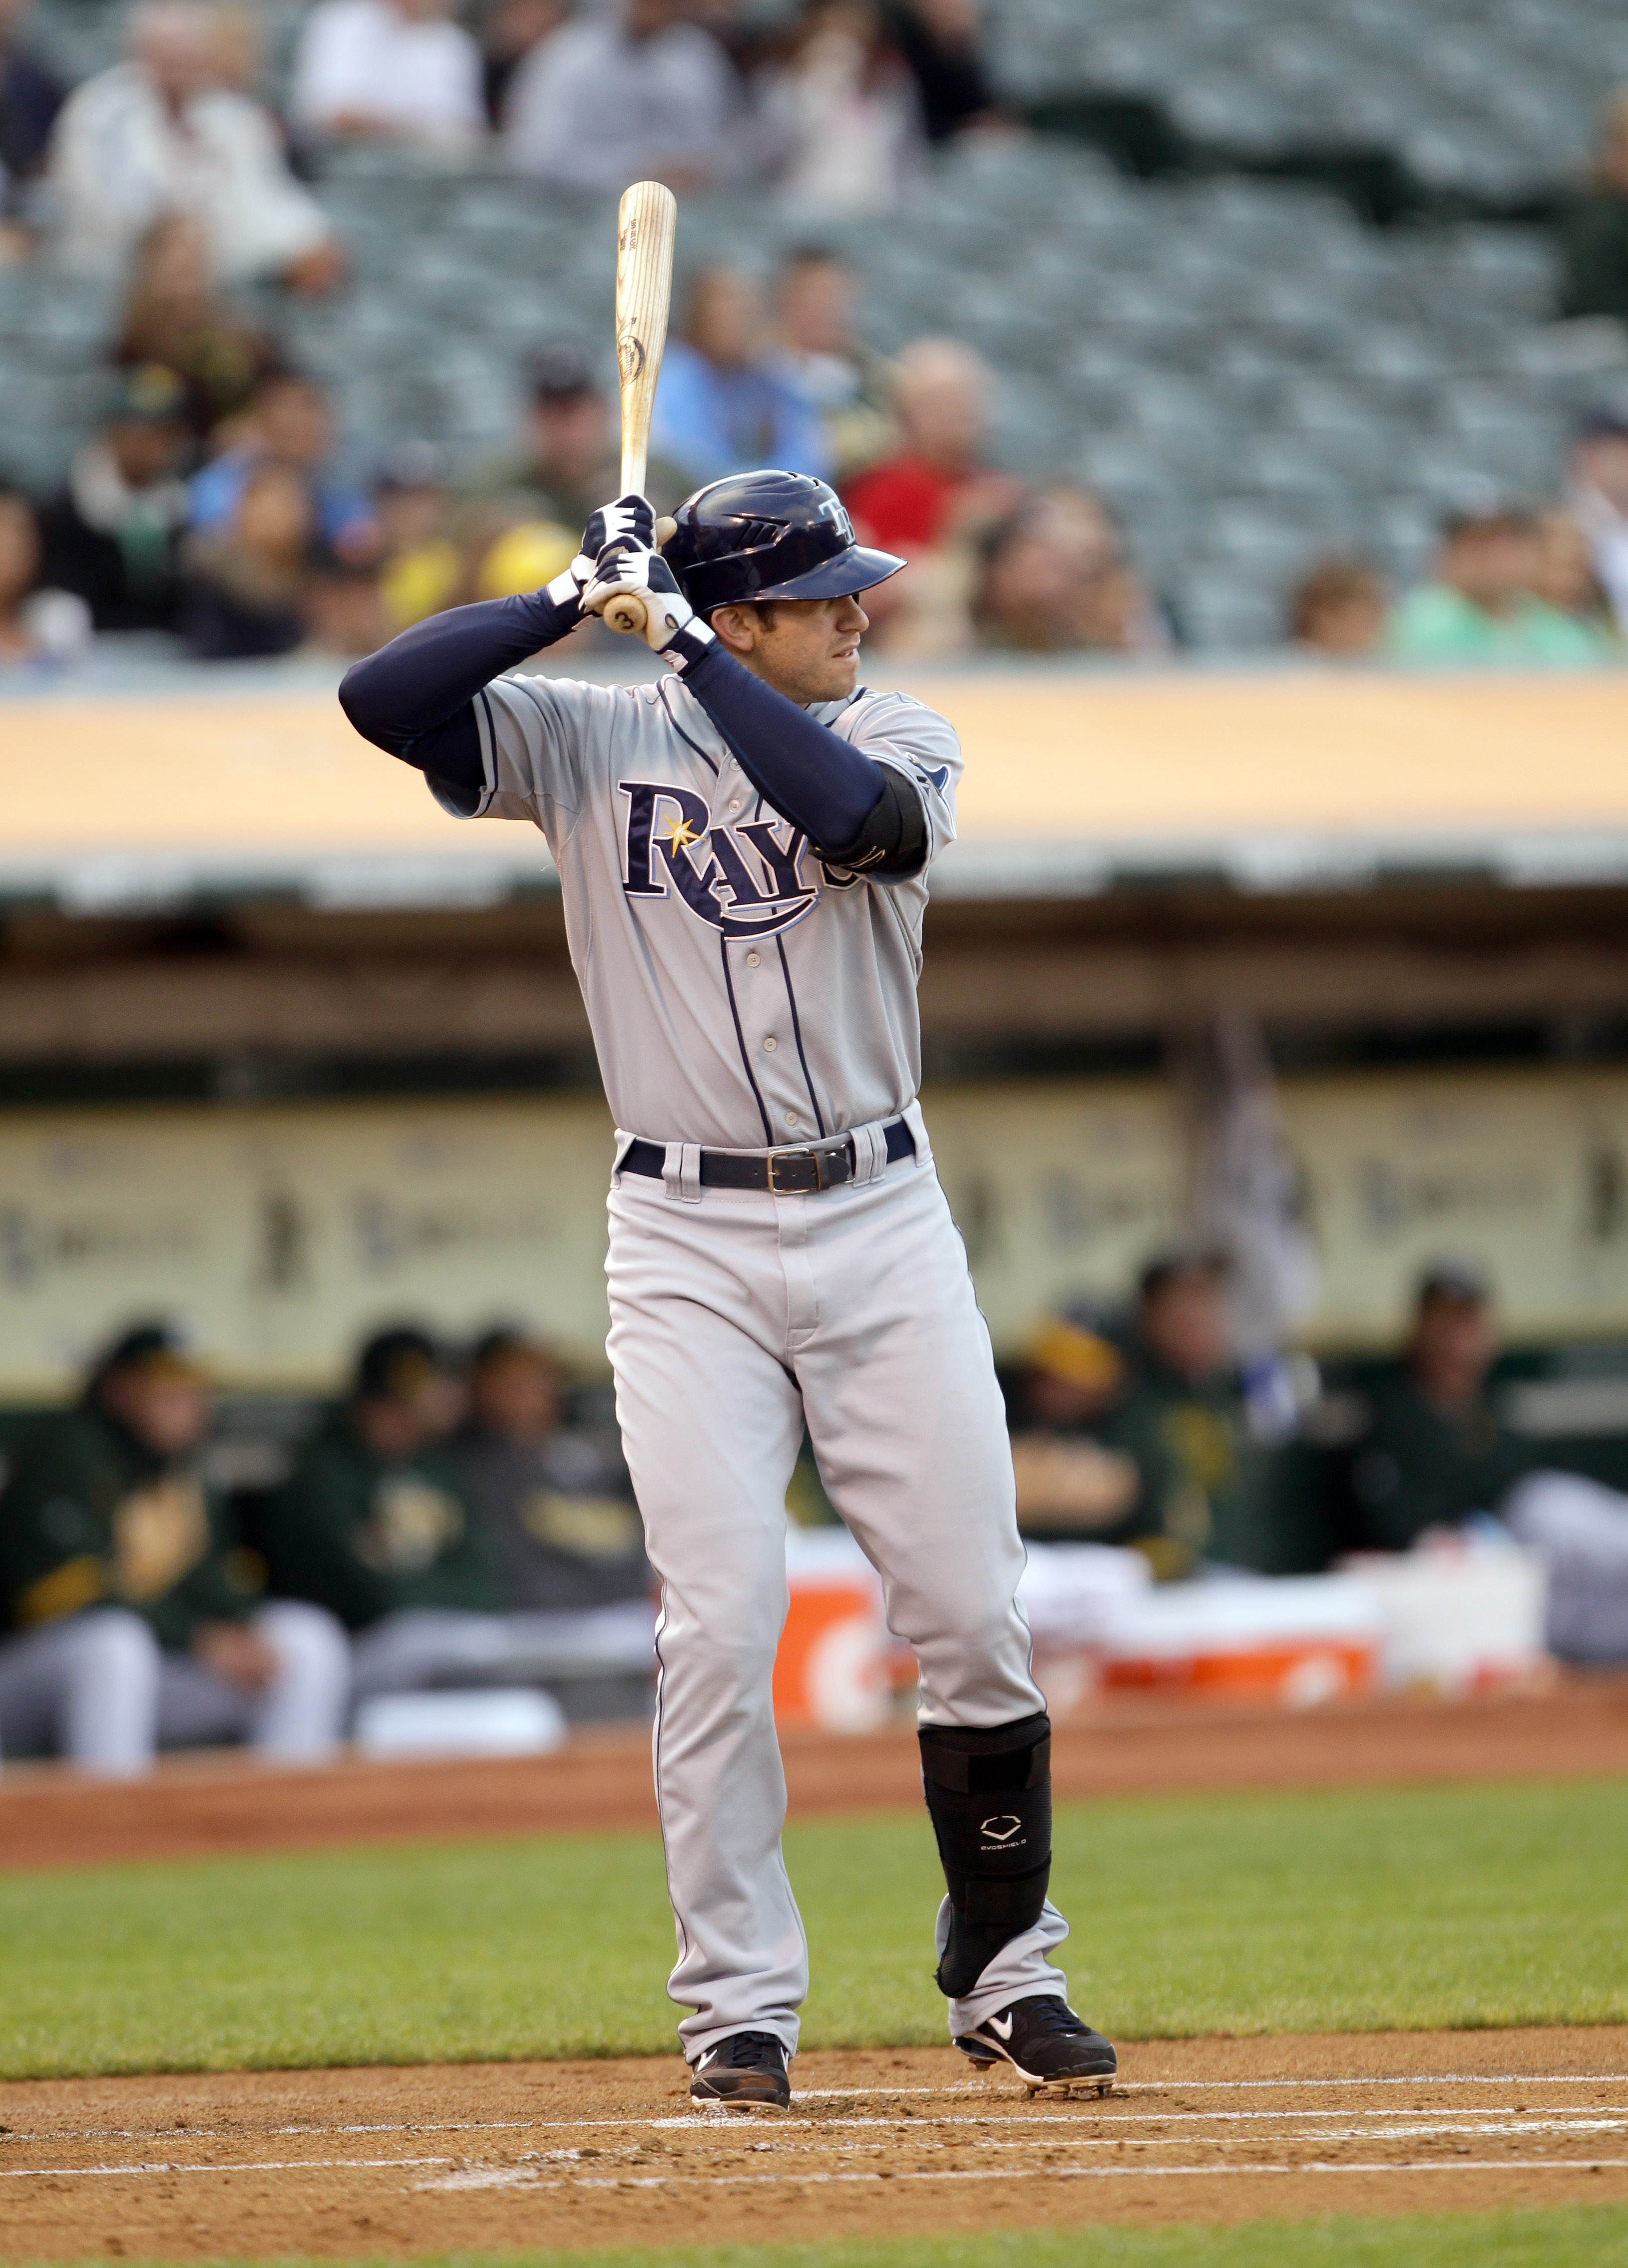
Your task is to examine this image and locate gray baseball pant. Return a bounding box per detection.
[0,1602,351,1775]
[1504,1470,1628,1661]
[348,1602,657,1699]
[606,1117,1070,2063]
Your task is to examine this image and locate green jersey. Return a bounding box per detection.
[1095,1357,1267,1577]
[1346,1369,1532,1551]
[0,1405,256,1648]
[263,1415,501,1630]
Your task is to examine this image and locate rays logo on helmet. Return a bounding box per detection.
[620,781,819,940]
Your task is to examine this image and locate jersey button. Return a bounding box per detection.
[745,950,760,967]
[784,1111,799,1127]
[728,800,741,813]
[763,1036,778,1052]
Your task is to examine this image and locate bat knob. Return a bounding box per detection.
[604,592,649,637]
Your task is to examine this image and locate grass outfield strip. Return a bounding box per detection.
[0,1780,1625,2076]
[53,2210,1628,2268]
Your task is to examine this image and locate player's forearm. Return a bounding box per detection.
[338,587,580,780]
[680,642,923,869]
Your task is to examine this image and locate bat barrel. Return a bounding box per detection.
[615,180,677,504]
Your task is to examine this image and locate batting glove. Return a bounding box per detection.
[545,494,656,615]
[582,539,716,669]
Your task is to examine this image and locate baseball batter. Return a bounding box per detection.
[341,473,1117,2108]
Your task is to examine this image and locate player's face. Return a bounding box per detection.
[725,592,870,706]
[101,1368,211,1459]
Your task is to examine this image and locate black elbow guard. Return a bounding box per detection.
[818,768,929,880]
[920,1712,1052,1998]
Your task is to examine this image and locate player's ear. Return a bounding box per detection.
[709,604,757,656]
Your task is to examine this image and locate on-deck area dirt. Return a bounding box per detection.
[5,1678,1628,1872]
[1,2030,1626,2257]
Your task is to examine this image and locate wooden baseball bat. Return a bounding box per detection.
[604,180,677,637]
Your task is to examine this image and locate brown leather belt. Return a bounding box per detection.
[621,1117,914,1195]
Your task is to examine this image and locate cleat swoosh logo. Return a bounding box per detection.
[988,2014,1014,2040]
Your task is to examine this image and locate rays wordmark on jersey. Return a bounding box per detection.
[620,780,832,940]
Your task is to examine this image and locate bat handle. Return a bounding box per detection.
[603,592,649,636]
[600,517,675,636]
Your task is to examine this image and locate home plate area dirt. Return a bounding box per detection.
[3,2029,1628,2257]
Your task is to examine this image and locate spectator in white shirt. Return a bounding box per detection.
[291,0,486,150]
[504,0,738,194]
[758,0,923,216]
[47,0,341,292]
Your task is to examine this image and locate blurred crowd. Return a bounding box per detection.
[0,202,1175,670]
[1288,423,1628,666]
[6,1250,1628,1773]
[1,2,1628,668]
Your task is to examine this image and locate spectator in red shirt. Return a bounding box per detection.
[843,336,1023,653]
[844,336,1021,551]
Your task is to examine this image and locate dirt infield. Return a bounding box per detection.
[1,2029,1626,2257]
[5,1679,1628,1872]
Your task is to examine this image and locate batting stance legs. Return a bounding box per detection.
[607,1116,1074,2066]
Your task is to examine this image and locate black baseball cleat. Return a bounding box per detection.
[690,2030,792,2111]
[955,1995,1118,2096]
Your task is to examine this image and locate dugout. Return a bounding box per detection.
[2,655,1627,1550]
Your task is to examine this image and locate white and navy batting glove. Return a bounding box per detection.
[582,539,716,669]
[546,493,655,615]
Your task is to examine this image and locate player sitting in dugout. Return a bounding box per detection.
[261,1326,655,1711]
[1009,1252,1272,1577]
[452,1326,653,1716]
[1344,1261,1628,1664]
[0,1323,349,1775]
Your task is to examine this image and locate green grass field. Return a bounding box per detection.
[56,2213,1628,2268]
[2,1778,1626,2077]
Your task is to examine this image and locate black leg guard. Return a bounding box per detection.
[919,1711,1052,1999]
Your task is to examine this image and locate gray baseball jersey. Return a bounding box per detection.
[437,670,962,1147]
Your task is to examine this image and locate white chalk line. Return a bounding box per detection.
[13,2089,1627,2152]
[798,2074,1628,2098]
[11,2106,1627,2175]
[9,2112,1628,2185]
[7,2074,1624,2151]
[0,2156,455,2180]
[415,2157,1628,2194]
[658,2107,1628,2130]
[0,2118,541,2147]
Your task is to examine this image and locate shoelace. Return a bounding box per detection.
[722,2030,784,2067]
[1017,1997,1088,2038]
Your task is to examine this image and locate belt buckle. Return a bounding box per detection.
[767,1145,819,1195]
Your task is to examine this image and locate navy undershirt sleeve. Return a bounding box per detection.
[679,641,893,858]
[338,589,579,789]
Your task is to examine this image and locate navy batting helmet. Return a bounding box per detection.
[662,470,904,614]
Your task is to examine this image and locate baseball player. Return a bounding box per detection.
[340,472,1117,2108]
